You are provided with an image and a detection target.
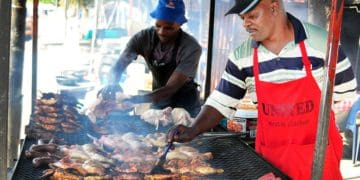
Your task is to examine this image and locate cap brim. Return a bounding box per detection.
[224,0,261,16]
[225,6,240,16]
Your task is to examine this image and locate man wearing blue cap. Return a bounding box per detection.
[99,0,202,116]
[167,0,357,179]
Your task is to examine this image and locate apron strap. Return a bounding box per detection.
[253,48,260,82]
[253,41,312,80]
[299,41,312,76]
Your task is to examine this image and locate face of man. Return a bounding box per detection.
[239,0,277,42]
[155,20,181,44]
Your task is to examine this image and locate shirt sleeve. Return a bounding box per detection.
[115,28,153,70]
[205,53,248,118]
[333,46,358,101]
[110,29,154,83]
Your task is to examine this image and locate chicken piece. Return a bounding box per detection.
[98,133,151,152]
[84,175,112,180]
[97,134,128,151]
[165,159,191,174]
[121,132,150,150]
[193,166,224,175]
[36,105,60,113]
[51,159,88,176]
[51,169,81,180]
[144,132,167,147]
[33,115,60,124]
[84,91,132,123]
[140,107,173,129]
[112,148,156,162]
[171,108,194,126]
[45,112,61,118]
[165,145,202,160]
[115,161,155,174]
[81,144,115,165]
[36,98,58,106]
[60,145,91,161]
[113,174,144,180]
[144,174,180,180]
[38,123,59,132]
[86,98,116,122]
[115,163,138,173]
[81,160,106,176]
[166,151,190,160]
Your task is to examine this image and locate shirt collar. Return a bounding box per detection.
[251,12,307,48]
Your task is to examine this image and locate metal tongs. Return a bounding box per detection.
[150,141,173,174]
[150,131,179,174]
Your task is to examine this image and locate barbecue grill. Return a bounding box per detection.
[12,114,290,180]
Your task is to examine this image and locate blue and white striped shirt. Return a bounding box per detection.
[205,13,357,118]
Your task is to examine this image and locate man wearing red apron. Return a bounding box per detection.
[167,1,357,179]
[253,42,343,179]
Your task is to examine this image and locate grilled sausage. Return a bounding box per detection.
[25,150,51,158]
[30,144,58,153]
[32,157,57,167]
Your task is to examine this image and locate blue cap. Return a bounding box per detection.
[150,0,187,25]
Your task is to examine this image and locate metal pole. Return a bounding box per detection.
[89,0,101,76]
[8,0,27,169]
[311,0,345,179]
[204,0,215,99]
[31,0,39,113]
[0,0,12,178]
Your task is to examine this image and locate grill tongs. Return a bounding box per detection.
[150,140,174,174]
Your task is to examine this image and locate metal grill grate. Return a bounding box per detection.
[12,138,48,180]
[12,114,290,180]
[185,136,290,179]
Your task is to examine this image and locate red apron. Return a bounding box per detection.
[253,41,343,180]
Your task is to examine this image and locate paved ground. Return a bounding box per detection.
[341,159,360,179]
[341,129,360,179]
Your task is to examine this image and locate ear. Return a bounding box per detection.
[270,0,280,12]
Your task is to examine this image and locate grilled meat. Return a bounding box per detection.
[36,105,61,113]
[30,144,58,153]
[33,115,61,124]
[81,144,115,165]
[171,108,194,126]
[51,168,82,180]
[61,145,91,161]
[32,156,58,167]
[144,173,180,180]
[30,92,84,134]
[144,132,167,148]
[25,150,51,158]
[140,107,173,129]
[81,160,106,176]
[113,173,144,180]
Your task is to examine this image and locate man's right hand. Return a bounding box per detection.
[167,125,199,143]
[97,84,122,100]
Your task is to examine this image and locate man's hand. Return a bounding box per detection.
[166,125,199,144]
[97,84,122,100]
